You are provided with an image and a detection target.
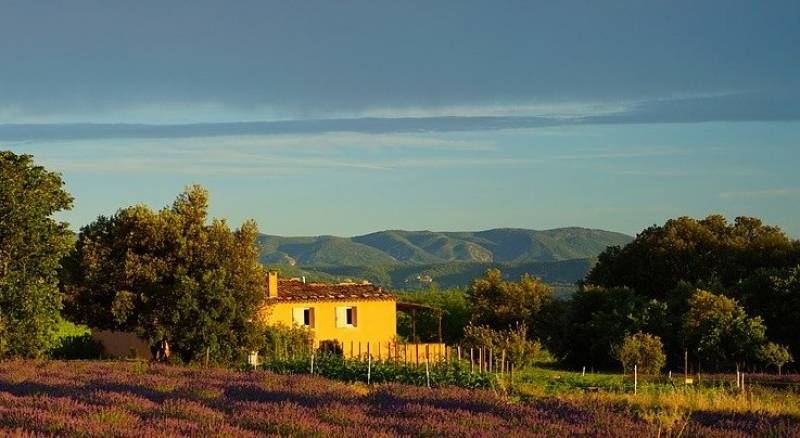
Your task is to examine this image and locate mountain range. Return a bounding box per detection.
[257,228,632,292]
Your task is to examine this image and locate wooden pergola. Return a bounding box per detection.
[396,301,444,343]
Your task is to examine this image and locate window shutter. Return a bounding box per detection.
[336,307,347,328]
[292,308,305,326]
[352,306,358,327]
[309,308,315,328]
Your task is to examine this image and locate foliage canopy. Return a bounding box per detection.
[616,332,666,375]
[0,151,73,357]
[63,185,265,364]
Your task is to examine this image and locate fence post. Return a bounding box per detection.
[634,364,638,395]
[425,359,431,388]
[426,344,430,364]
[310,353,315,374]
[458,346,462,361]
[470,348,474,373]
[501,349,506,375]
[416,344,420,366]
[582,366,585,377]
[350,341,354,359]
[736,364,740,389]
[367,353,372,385]
[478,348,483,373]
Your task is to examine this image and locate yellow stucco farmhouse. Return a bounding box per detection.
[259,272,398,357]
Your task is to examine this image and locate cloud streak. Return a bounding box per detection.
[3,90,797,143]
[719,188,800,200]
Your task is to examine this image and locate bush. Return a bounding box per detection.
[462,322,542,368]
[260,324,314,360]
[47,334,106,359]
[261,354,494,389]
[615,332,666,375]
[317,340,344,357]
[759,342,793,375]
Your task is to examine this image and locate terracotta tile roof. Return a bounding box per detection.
[268,279,396,302]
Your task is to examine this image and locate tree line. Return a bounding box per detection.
[403,215,799,374]
[2,151,799,372]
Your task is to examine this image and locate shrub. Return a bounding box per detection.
[759,342,793,375]
[615,332,665,375]
[261,355,494,389]
[317,340,343,357]
[462,322,541,368]
[260,324,314,360]
[47,334,106,360]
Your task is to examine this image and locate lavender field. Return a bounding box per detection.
[0,361,796,437]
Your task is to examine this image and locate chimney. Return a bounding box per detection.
[267,271,279,298]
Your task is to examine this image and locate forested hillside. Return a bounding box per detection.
[257,228,629,291]
[258,228,631,266]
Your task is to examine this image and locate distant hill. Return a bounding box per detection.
[257,227,632,292]
[257,228,632,266]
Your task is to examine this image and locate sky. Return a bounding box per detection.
[1,1,798,237]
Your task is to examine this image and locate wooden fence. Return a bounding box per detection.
[336,342,514,375]
[340,341,446,364]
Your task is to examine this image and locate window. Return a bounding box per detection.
[336,306,357,328]
[292,307,314,327]
[345,307,354,325]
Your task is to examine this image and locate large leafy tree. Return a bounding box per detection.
[545,286,668,368]
[0,151,73,357]
[735,266,800,364]
[587,215,799,299]
[683,290,766,370]
[63,185,265,364]
[467,269,552,335]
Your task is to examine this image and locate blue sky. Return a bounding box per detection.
[1,1,798,237]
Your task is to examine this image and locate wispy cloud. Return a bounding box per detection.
[613,168,759,177]
[719,188,800,200]
[550,147,688,161]
[5,90,797,143]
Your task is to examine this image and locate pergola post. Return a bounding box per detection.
[411,308,417,342]
[437,312,443,344]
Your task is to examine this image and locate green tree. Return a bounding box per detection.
[615,332,666,375]
[587,215,799,299]
[758,342,793,375]
[0,151,73,357]
[735,266,800,365]
[683,290,767,370]
[545,286,668,368]
[467,269,552,335]
[63,185,265,364]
